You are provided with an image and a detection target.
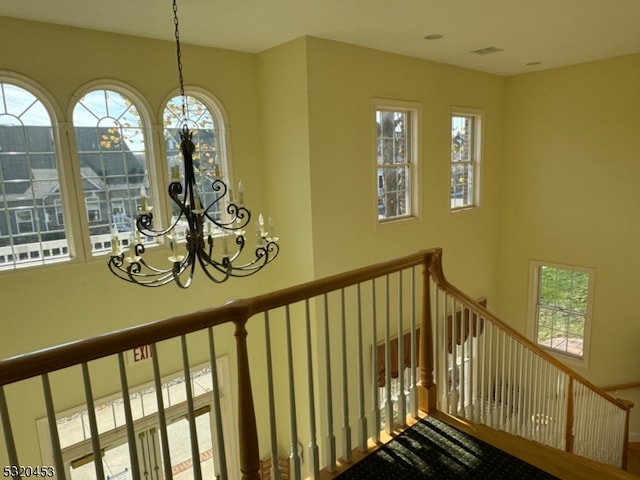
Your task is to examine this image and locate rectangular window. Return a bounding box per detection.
[529,261,594,364]
[451,110,482,210]
[375,101,419,222]
[85,196,101,223]
[54,199,64,225]
[15,209,34,234]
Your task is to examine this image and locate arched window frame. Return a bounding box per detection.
[0,71,76,270]
[160,87,235,236]
[68,80,160,259]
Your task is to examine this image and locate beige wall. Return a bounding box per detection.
[303,37,504,297]
[1,13,638,464]
[0,16,275,466]
[498,53,640,435]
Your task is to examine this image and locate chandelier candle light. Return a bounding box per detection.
[108,0,279,288]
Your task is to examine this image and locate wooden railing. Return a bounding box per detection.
[0,248,631,479]
[602,381,640,393]
[428,248,633,470]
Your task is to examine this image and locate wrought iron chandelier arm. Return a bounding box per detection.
[195,252,233,284]
[106,0,280,288]
[108,253,187,287]
[209,202,251,231]
[225,241,280,277]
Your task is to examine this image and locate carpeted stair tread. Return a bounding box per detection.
[336,416,558,479]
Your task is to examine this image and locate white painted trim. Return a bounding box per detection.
[526,259,595,369]
[372,98,423,230]
[448,106,484,214]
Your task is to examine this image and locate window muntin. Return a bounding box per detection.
[375,104,418,222]
[531,262,594,362]
[0,81,70,269]
[451,112,481,210]
[163,94,227,235]
[72,89,153,254]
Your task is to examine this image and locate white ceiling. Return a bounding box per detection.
[1,0,639,76]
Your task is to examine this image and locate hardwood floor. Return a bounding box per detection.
[433,412,640,480]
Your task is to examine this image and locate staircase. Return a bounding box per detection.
[0,248,633,479]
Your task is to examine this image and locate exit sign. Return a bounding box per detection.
[127,344,153,364]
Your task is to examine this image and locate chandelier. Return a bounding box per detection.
[108,0,279,288]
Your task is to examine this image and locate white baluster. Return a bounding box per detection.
[116,354,142,479]
[180,335,202,480]
[356,283,368,452]
[305,299,320,478]
[208,329,229,480]
[397,272,406,424]
[409,268,418,419]
[370,280,380,443]
[323,294,336,472]
[263,312,281,480]
[284,305,301,480]
[82,362,106,480]
[41,374,65,479]
[383,275,393,434]
[150,344,173,480]
[340,288,352,462]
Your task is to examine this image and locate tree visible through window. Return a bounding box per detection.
[375,102,418,221]
[163,93,228,233]
[532,262,593,360]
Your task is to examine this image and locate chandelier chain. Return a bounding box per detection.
[107,0,280,288]
[173,0,187,122]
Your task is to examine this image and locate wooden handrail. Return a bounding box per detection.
[601,381,640,393]
[428,248,631,412]
[0,247,629,475]
[0,249,435,388]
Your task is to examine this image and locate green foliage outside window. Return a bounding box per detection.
[536,265,590,357]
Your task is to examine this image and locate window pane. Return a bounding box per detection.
[163,95,225,234]
[0,82,70,270]
[73,89,153,254]
[451,113,479,209]
[535,264,590,359]
[376,107,413,221]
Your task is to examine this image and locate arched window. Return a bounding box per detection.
[72,88,154,255]
[0,80,69,269]
[163,92,231,234]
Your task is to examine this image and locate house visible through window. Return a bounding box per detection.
[451,110,482,210]
[375,101,419,222]
[72,88,153,255]
[0,80,70,269]
[530,261,594,362]
[1,74,233,272]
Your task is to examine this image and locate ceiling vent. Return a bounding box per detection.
[470,46,504,55]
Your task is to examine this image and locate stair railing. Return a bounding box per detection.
[0,247,631,479]
[0,250,437,480]
[428,248,633,469]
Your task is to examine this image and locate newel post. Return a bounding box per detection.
[234,317,261,480]
[620,399,634,470]
[418,252,437,413]
[565,377,574,455]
